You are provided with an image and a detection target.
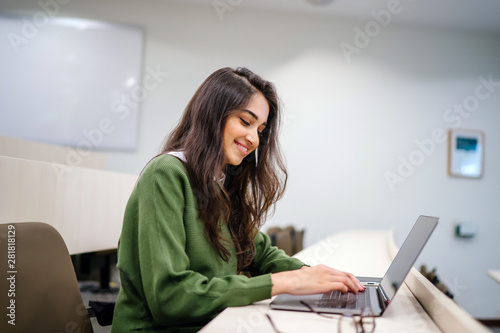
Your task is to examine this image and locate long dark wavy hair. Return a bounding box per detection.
[160,67,287,271]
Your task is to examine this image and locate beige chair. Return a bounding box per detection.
[0,222,93,333]
[266,225,304,256]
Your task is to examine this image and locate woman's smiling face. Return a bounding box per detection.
[223,92,269,166]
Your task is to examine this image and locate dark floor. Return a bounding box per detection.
[78,258,120,333]
[80,280,119,332]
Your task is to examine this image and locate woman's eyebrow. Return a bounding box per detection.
[241,109,268,126]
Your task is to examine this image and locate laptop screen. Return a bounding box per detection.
[380,215,438,302]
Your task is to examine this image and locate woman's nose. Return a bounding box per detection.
[246,129,259,148]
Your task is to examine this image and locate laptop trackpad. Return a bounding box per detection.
[270,293,322,310]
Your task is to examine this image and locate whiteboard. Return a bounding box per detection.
[0,14,144,150]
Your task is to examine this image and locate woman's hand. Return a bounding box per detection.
[270,265,365,296]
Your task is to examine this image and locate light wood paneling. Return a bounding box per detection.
[0,136,106,169]
[0,156,136,254]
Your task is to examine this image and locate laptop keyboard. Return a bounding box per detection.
[317,290,370,310]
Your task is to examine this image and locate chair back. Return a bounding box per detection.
[267,226,304,256]
[0,222,93,333]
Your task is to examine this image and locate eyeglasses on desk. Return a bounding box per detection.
[265,301,376,333]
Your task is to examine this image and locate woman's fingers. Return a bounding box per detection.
[271,265,364,295]
[271,265,367,296]
[313,265,364,294]
[342,270,366,292]
[339,270,364,292]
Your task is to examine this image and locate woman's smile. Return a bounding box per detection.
[223,92,269,166]
[235,140,250,155]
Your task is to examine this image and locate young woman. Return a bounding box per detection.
[111,67,364,332]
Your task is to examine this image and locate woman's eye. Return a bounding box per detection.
[239,117,250,126]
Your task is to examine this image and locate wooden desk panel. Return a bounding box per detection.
[0,156,136,254]
[386,229,490,333]
[0,135,106,169]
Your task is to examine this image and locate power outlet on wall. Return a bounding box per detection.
[455,222,478,238]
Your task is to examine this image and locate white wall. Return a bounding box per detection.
[2,0,500,319]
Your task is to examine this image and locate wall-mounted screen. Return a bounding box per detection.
[0,14,144,150]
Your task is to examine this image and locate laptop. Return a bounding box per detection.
[270,215,439,316]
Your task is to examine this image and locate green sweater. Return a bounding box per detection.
[111,154,304,332]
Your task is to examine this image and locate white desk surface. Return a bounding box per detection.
[200,230,441,333]
[488,270,500,284]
